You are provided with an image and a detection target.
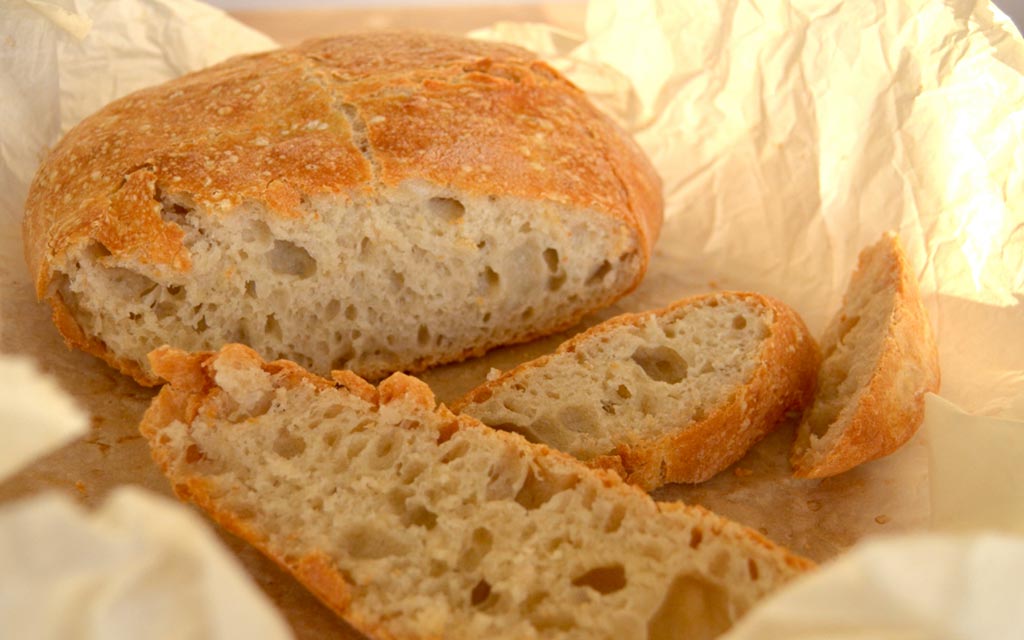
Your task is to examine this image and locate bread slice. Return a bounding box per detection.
[452,292,820,490]
[24,32,662,386]
[141,344,812,640]
[790,232,940,478]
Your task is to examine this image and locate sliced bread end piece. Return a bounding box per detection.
[791,232,940,479]
[454,292,820,491]
[141,344,813,640]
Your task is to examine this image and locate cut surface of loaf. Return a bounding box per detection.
[25,32,662,385]
[141,344,812,640]
[453,292,820,490]
[791,232,940,478]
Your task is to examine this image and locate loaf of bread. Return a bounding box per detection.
[141,344,812,640]
[453,292,820,490]
[24,32,662,386]
[791,232,940,478]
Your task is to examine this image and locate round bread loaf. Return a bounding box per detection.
[23,32,662,385]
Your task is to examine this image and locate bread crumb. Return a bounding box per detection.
[485,368,502,382]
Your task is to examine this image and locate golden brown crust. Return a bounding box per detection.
[791,232,941,478]
[454,292,821,490]
[25,31,663,386]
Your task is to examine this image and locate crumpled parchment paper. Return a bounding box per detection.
[0,0,275,224]
[0,354,87,482]
[2,0,1023,637]
[0,487,293,640]
[722,532,1024,639]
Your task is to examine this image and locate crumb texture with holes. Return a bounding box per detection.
[790,232,940,478]
[454,292,820,490]
[141,344,812,640]
[24,32,662,385]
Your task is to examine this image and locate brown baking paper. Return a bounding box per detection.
[2,0,1023,638]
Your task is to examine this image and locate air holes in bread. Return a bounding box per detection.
[631,346,689,384]
[689,528,703,549]
[543,248,559,272]
[322,431,339,448]
[604,503,626,533]
[264,314,282,340]
[586,260,612,285]
[557,405,597,435]
[273,430,306,459]
[485,453,525,500]
[370,433,402,470]
[732,315,747,330]
[571,564,627,594]
[159,200,192,226]
[459,527,492,571]
[343,525,408,560]
[403,502,438,530]
[83,242,112,261]
[417,325,430,346]
[616,384,633,399]
[470,579,493,607]
[106,267,159,299]
[480,267,500,295]
[748,558,759,581]
[440,439,471,463]
[647,574,731,640]
[398,458,427,484]
[428,196,465,222]
[514,467,579,510]
[324,299,341,320]
[331,345,355,371]
[358,236,373,256]
[184,444,204,464]
[267,240,317,278]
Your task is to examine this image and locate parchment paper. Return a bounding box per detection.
[2,0,1023,638]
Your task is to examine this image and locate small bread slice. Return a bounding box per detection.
[790,232,940,478]
[453,292,820,490]
[141,344,812,640]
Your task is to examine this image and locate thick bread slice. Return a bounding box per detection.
[790,232,940,478]
[141,344,812,640]
[453,292,820,490]
[25,32,662,386]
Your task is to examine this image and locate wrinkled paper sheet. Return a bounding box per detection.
[2,0,1024,637]
[0,487,294,640]
[0,354,88,481]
